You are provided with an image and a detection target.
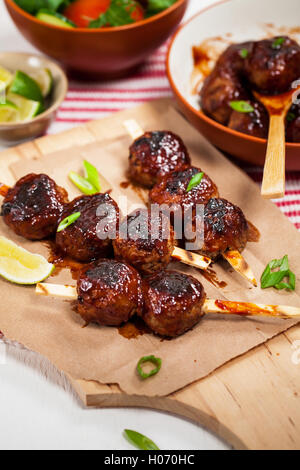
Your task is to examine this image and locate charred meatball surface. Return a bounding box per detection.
[0,173,68,240]
[194,198,249,259]
[149,166,219,223]
[77,259,143,326]
[245,36,300,95]
[201,43,252,125]
[56,193,119,262]
[113,208,175,275]
[142,270,206,337]
[129,131,191,188]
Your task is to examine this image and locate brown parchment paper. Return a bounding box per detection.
[0,100,300,397]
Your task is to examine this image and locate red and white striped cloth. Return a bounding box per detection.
[49,43,300,231]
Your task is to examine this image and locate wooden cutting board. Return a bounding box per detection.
[0,102,299,450]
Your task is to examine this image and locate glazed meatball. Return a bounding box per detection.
[149,167,219,232]
[113,208,175,275]
[228,100,269,138]
[77,259,143,326]
[56,193,119,262]
[188,198,249,259]
[244,36,300,95]
[142,270,206,337]
[128,131,191,188]
[0,173,68,240]
[201,42,252,125]
[286,104,300,143]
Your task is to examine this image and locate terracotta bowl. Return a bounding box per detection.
[0,52,67,145]
[5,0,188,79]
[167,0,300,170]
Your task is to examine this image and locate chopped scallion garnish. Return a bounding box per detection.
[230,101,254,113]
[239,48,249,59]
[261,255,296,291]
[137,355,162,380]
[69,160,101,195]
[186,172,204,192]
[124,429,160,450]
[272,37,286,49]
[57,212,81,233]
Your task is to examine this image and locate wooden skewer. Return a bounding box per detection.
[223,250,257,287]
[123,119,145,140]
[172,246,211,270]
[36,283,300,319]
[254,86,300,200]
[124,119,258,287]
[203,299,300,319]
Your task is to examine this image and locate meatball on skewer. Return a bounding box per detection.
[128,128,191,188]
[37,271,300,337]
[150,169,257,286]
[56,192,120,262]
[149,166,219,218]
[113,208,211,275]
[76,259,143,326]
[113,208,175,275]
[142,270,206,337]
[187,198,257,286]
[0,174,68,240]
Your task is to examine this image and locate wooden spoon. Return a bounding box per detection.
[255,85,300,199]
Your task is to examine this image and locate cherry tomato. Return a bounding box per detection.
[63,0,144,28]
[126,1,144,22]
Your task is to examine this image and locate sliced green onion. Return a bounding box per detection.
[137,355,162,380]
[124,430,160,450]
[230,101,254,113]
[272,37,285,49]
[57,212,81,233]
[239,48,249,59]
[186,172,204,192]
[69,171,97,195]
[261,255,296,291]
[287,112,296,122]
[83,160,101,192]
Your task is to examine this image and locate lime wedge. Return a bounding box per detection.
[0,236,54,285]
[31,68,53,98]
[0,66,13,93]
[7,92,43,121]
[10,70,44,103]
[0,101,19,123]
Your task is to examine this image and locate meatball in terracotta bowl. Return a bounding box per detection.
[167,0,300,169]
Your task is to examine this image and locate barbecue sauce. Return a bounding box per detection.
[45,240,86,280]
[118,317,151,339]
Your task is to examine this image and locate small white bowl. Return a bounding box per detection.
[0,52,68,145]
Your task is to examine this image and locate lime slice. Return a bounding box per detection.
[0,66,13,93]
[10,70,44,103]
[36,10,76,29]
[0,236,54,285]
[6,93,43,122]
[31,68,53,98]
[0,101,19,123]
